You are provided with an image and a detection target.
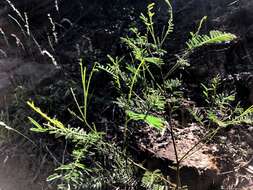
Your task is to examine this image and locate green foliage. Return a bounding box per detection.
[70,60,98,130]
[99,1,177,134]
[164,79,182,91]
[27,63,104,189]
[201,75,235,108]
[141,170,166,190]
[25,1,244,190]
[97,55,124,90]
[187,30,237,51]
[96,3,237,188]
[97,1,176,134]
[28,101,103,189]
[28,102,103,144]
[144,88,166,111]
[139,0,174,48]
[27,63,140,190]
[197,75,253,129]
[28,79,104,190]
[126,110,166,131]
[208,105,253,128]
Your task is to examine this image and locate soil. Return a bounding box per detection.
[136,121,253,189]
[0,144,53,190]
[0,9,56,190]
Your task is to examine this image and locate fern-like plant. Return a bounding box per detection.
[141,170,166,190]
[27,62,104,189]
[186,30,237,51]
[97,1,240,189]
[26,1,242,190]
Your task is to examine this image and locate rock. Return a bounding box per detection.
[139,124,220,190]
[0,147,54,190]
[0,57,56,107]
[12,62,55,82]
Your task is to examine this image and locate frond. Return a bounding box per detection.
[208,106,253,128]
[160,0,174,45]
[164,79,182,91]
[144,88,166,111]
[98,64,118,79]
[231,106,253,125]
[141,170,166,190]
[186,30,237,51]
[27,101,103,144]
[97,55,124,89]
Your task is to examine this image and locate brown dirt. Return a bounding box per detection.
[0,143,54,190]
[0,5,59,190]
[138,122,221,190]
[137,120,253,189]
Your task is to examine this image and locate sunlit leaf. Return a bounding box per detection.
[126,110,165,130]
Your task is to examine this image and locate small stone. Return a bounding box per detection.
[220,136,227,141]
[248,127,253,132]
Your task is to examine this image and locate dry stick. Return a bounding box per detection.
[5,0,25,22]
[11,34,25,50]
[0,121,37,147]
[168,107,182,189]
[41,50,58,67]
[170,125,182,189]
[24,12,30,36]
[8,14,27,38]
[45,145,61,165]
[32,154,47,183]
[48,13,58,45]
[168,112,222,189]
[54,0,59,12]
[0,49,7,57]
[179,126,221,163]
[0,28,9,47]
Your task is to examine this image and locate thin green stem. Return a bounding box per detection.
[128,59,146,101]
